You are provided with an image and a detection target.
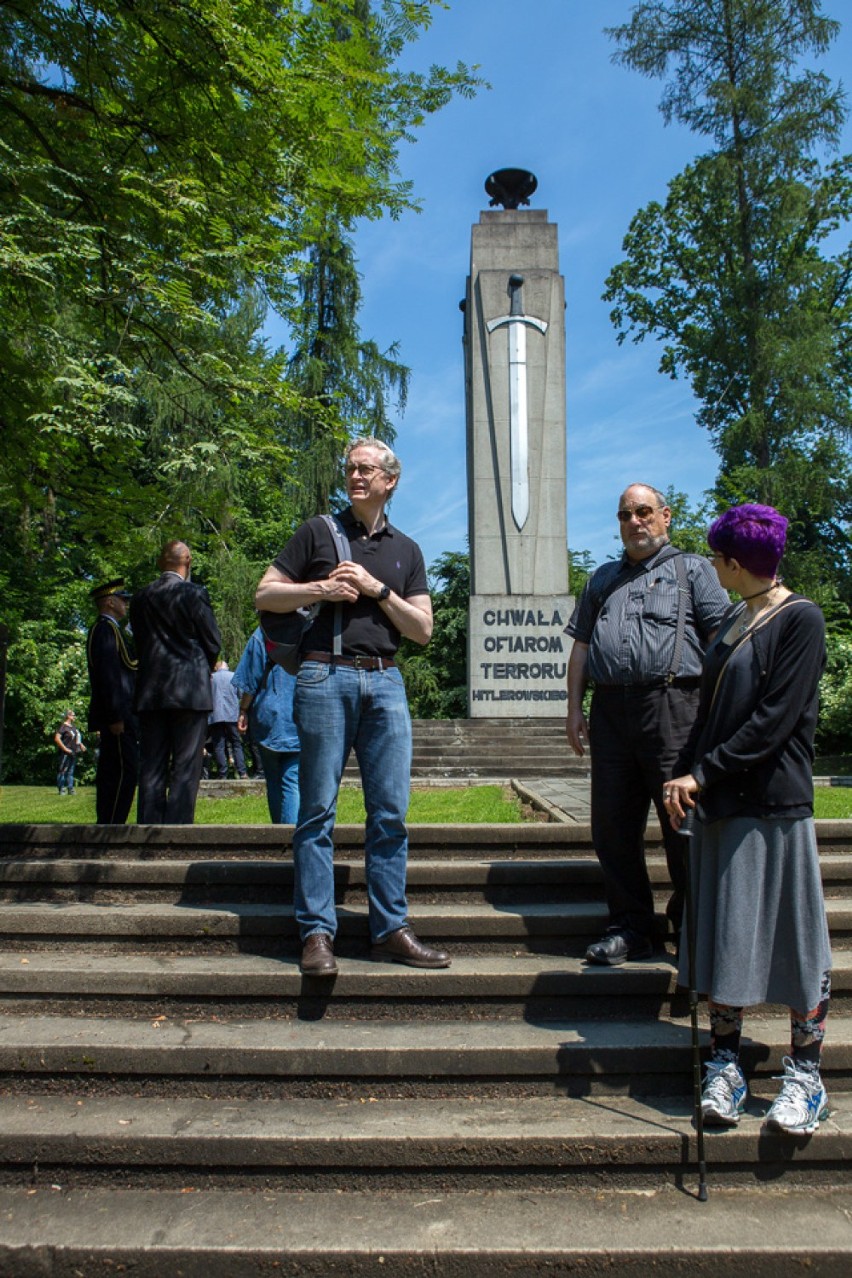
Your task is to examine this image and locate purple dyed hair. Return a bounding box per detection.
[707,504,788,579]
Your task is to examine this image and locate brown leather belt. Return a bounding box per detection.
[302,651,396,671]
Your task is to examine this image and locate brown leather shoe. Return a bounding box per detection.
[299,932,338,976]
[371,926,451,969]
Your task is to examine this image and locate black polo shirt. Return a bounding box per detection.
[273,508,429,658]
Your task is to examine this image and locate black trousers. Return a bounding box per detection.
[95,729,138,824]
[210,721,247,777]
[137,709,208,825]
[589,683,700,940]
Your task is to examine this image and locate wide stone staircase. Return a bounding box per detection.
[207,718,585,792]
[348,718,586,783]
[0,818,850,1274]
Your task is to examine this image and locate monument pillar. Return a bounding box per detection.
[464,170,573,717]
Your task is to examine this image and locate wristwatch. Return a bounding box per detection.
[376,584,391,602]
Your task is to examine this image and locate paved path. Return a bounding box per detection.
[519,772,848,825]
[515,773,592,824]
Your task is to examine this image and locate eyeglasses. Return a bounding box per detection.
[616,504,664,523]
[345,462,383,479]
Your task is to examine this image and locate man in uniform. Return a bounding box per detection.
[256,436,450,976]
[566,483,730,965]
[86,579,138,823]
[130,540,222,824]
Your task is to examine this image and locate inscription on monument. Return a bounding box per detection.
[469,594,572,714]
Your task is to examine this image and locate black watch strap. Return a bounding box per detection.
[377,584,391,602]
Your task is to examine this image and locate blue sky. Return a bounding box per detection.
[286,1,852,573]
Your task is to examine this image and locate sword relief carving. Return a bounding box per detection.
[486,273,548,531]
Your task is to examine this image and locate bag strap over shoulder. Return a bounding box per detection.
[666,551,689,684]
[319,514,351,658]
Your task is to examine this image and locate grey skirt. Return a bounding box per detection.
[677,815,831,1011]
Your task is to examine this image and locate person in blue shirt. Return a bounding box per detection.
[231,627,300,823]
[209,660,248,779]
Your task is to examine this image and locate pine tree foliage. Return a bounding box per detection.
[285,220,409,519]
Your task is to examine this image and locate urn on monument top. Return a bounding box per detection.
[485,168,538,210]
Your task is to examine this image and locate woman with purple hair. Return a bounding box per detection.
[664,504,831,1136]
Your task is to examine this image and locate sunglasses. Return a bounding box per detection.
[616,504,664,522]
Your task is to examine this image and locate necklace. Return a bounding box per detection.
[740,581,778,602]
[732,583,783,638]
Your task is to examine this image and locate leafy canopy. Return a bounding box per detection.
[605,0,852,604]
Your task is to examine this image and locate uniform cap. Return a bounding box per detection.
[90,578,131,601]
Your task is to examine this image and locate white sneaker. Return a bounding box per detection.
[763,1056,829,1135]
[701,1059,748,1126]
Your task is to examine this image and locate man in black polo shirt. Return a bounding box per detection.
[255,437,451,976]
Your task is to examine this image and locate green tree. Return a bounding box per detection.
[568,549,596,596]
[664,486,719,554]
[604,0,852,605]
[0,1,478,779]
[399,550,470,719]
[0,0,476,561]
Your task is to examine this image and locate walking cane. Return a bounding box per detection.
[681,807,708,1201]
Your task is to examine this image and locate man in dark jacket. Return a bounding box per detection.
[86,579,138,823]
[130,541,222,824]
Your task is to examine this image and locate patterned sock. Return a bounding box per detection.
[709,1001,743,1064]
[790,971,831,1074]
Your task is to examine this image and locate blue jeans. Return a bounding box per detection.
[57,753,76,793]
[293,661,411,942]
[258,745,300,824]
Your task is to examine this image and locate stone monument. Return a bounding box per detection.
[463,169,573,717]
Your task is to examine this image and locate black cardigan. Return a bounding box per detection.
[686,595,825,823]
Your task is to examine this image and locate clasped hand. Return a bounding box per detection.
[325,560,381,602]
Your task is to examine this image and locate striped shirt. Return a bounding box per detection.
[566,543,730,685]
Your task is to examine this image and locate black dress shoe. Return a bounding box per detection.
[585,930,653,966]
[300,932,338,975]
[371,926,451,969]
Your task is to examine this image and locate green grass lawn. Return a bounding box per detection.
[812,786,852,819]
[1,783,850,824]
[0,784,523,825]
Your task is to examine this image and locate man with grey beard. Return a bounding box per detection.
[565,483,729,965]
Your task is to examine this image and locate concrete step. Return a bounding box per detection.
[2,951,851,1020]
[0,822,593,860]
[3,855,852,901]
[0,899,604,942]
[0,1094,849,1188]
[2,897,850,948]
[2,1013,851,1095]
[5,822,852,860]
[2,1185,850,1277]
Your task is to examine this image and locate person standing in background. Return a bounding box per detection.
[130,540,221,824]
[232,627,300,823]
[54,709,85,795]
[86,579,138,823]
[209,659,248,779]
